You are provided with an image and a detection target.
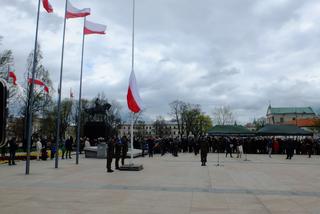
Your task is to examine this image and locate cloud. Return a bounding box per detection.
[1,0,320,124]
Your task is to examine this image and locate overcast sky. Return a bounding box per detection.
[1,0,320,123]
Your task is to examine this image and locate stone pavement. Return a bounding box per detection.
[0,153,319,214]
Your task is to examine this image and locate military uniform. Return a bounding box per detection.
[106,138,115,172]
[200,138,209,166]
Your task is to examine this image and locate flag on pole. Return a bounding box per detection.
[28,78,49,93]
[127,70,142,113]
[84,20,106,35]
[9,71,17,85]
[42,0,53,13]
[66,0,90,19]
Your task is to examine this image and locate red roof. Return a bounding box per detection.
[285,118,320,127]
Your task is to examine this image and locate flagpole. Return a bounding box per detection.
[76,17,86,165]
[130,113,134,164]
[25,0,41,175]
[131,0,135,73]
[130,0,135,165]
[55,0,68,169]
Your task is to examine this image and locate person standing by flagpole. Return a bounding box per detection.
[76,18,106,165]
[55,0,90,168]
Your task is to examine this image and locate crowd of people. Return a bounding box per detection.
[131,135,319,162]
[2,134,319,167]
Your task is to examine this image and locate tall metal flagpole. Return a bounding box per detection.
[130,0,136,165]
[55,0,68,169]
[130,114,134,164]
[25,0,41,175]
[76,17,86,165]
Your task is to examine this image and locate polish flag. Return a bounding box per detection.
[84,20,106,35]
[9,71,17,85]
[28,78,49,93]
[42,0,53,13]
[127,70,142,113]
[66,0,90,19]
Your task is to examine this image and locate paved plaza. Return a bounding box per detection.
[0,153,319,214]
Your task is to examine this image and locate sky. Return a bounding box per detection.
[1,0,320,124]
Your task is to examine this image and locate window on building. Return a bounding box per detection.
[280,117,284,123]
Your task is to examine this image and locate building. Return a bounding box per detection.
[266,105,316,125]
[119,121,180,138]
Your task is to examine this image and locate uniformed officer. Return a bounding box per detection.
[200,137,209,166]
[106,137,115,173]
[114,137,122,170]
[121,136,128,166]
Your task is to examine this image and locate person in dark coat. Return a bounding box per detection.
[147,137,154,157]
[106,137,115,173]
[200,137,209,166]
[8,137,17,165]
[114,137,122,170]
[225,137,233,158]
[305,138,313,158]
[65,136,73,159]
[286,139,294,159]
[121,136,128,165]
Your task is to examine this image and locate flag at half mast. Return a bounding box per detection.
[66,0,90,19]
[127,70,142,113]
[84,20,106,35]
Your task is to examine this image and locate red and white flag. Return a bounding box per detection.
[9,71,17,85]
[127,70,142,113]
[42,0,53,13]
[28,78,49,93]
[66,0,90,19]
[84,20,106,35]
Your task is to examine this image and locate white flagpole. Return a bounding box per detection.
[129,0,135,165]
[76,17,86,165]
[130,113,134,165]
[55,0,68,169]
[25,0,41,175]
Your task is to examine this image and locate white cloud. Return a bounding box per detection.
[1,0,320,124]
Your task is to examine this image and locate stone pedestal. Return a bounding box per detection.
[119,163,143,171]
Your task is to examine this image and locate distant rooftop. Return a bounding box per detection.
[267,106,315,115]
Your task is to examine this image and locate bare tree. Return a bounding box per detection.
[21,44,54,117]
[212,106,234,125]
[169,100,187,139]
[153,116,166,138]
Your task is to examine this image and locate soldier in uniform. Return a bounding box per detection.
[114,137,122,170]
[200,137,209,166]
[106,137,115,173]
[121,136,128,166]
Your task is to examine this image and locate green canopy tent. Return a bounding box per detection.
[256,125,313,136]
[207,125,254,136]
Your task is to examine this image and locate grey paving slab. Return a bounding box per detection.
[0,153,319,214]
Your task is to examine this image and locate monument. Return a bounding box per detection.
[83,98,112,139]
